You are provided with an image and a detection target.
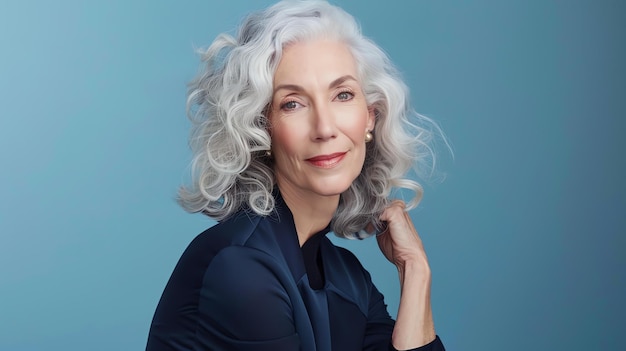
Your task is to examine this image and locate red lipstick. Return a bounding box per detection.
[305,152,347,168]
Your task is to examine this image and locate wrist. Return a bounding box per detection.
[396,260,431,292]
[396,256,430,281]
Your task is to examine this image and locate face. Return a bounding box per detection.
[269,39,375,201]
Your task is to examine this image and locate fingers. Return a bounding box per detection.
[378,200,423,248]
[379,200,407,222]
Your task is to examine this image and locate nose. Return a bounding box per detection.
[310,102,337,141]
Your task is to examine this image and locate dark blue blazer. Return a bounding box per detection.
[147,193,444,350]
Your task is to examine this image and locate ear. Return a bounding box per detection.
[366,106,376,131]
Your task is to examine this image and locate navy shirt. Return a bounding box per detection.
[147,192,445,350]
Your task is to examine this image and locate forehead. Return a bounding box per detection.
[273,39,359,85]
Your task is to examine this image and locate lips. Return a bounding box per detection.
[305,152,347,168]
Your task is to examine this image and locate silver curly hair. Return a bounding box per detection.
[179,0,442,238]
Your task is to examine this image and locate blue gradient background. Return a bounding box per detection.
[1,1,624,350]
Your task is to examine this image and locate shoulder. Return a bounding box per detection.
[201,245,293,311]
[162,211,278,298]
[194,224,298,342]
[189,211,263,251]
[149,211,300,347]
[182,208,295,267]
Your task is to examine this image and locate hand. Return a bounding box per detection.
[376,200,430,274]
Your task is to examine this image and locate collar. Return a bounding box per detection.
[271,188,330,288]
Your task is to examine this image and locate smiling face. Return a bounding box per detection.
[269,39,375,202]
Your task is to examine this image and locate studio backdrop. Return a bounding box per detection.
[0,1,624,350]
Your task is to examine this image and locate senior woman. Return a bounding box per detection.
[147,1,446,350]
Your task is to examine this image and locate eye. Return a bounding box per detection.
[280,100,301,111]
[336,91,354,101]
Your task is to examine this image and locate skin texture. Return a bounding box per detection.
[270,39,436,349]
[378,201,436,349]
[270,39,374,244]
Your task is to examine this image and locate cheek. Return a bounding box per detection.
[271,124,301,158]
[342,110,370,142]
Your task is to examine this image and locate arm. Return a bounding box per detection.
[376,201,444,351]
[362,269,445,351]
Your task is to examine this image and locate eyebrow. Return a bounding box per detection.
[273,74,358,95]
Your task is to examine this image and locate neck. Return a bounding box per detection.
[277,182,339,246]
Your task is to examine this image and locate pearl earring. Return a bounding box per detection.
[365,131,373,143]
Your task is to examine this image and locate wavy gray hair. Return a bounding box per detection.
[179,0,441,238]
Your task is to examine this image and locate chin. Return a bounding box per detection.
[310,177,355,197]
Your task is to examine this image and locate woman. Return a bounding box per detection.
[147,1,446,350]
